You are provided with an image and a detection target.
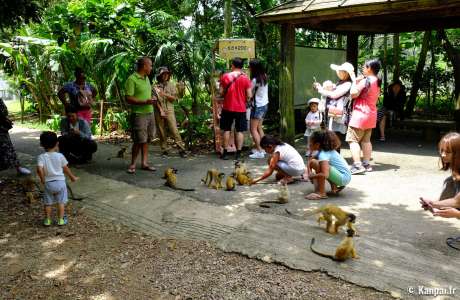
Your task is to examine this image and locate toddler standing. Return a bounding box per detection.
[304,98,323,156]
[37,131,78,226]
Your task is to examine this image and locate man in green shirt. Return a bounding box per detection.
[125,57,157,174]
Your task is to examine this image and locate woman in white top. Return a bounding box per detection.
[314,62,356,140]
[252,135,305,185]
[248,59,269,159]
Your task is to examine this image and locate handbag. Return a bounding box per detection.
[77,86,93,108]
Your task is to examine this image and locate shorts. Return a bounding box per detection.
[131,113,156,144]
[327,166,349,186]
[250,104,268,120]
[345,126,372,143]
[220,110,248,132]
[43,180,68,205]
[276,160,305,177]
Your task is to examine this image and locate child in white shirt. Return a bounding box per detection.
[304,98,322,156]
[37,131,78,226]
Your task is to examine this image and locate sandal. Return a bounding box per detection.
[141,165,156,172]
[127,166,136,174]
[330,186,346,196]
[305,192,328,200]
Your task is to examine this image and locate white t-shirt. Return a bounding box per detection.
[251,78,269,107]
[37,152,68,182]
[304,110,322,136]
[275,143,305,171]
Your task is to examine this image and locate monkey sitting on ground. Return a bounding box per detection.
[201,169,225,190]
[259,183,289,208]
[226,175,237,191]
[236,172,253,186]
[20,175,41,204]
[163,168,195,191]
[310,229,358,262]
[234,161,248,177]
[107,146,128,160]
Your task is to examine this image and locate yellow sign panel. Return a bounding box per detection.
[218,39,255,60]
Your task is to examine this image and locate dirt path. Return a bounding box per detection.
[0,177,392,300]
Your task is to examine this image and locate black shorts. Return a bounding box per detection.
[220,110,248,132]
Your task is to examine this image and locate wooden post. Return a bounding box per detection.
[346,33,358,71]
[383,34,388,92]
[393,33,401,82]
[279,23,295,144]
[224,0,232,38]
[99,99,104,137]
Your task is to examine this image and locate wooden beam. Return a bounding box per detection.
[279,23,295,144]
[346,33,358,71]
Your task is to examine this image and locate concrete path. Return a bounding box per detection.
[8,127,460,299]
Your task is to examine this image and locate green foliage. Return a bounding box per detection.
[46,114,61,131]
[103,108,129,132]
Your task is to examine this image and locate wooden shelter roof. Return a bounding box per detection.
[257,0,460,33]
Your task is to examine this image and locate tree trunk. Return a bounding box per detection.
[430,32,437,106]
[224,0,232,38]
[393,33,400,82]
[405,31,430,118]
[279,24,295,144]
[438,29,460,129]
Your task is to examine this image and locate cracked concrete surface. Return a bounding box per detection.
[7,127,460,299]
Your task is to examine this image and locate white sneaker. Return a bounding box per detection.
[17,167,31,175]
[249,150,265,159]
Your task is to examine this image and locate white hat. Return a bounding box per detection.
[308,98,320,105]
[330,62,356,80]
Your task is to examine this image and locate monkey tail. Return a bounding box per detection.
[310,238,336,261]
[66,184,85,201]
[259,200,285,208]
[302,208,322,218]
[176,187,195,191]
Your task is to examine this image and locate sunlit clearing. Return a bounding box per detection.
[9,222,18,227]
[125,194,136,200]
[373,260,384,267]
[90,292,115,300]
[3,252,19,259]
[2,233,11,238]
[44,261,75,279]
[0,238,8,244]
[42,237,65,248]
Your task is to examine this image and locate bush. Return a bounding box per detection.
[46,114,61,132]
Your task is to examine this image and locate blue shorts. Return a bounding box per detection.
[276,160,305,177]
[43,180,68,205]
[250,104,268,120]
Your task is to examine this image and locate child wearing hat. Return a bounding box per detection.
[304,98,323,157]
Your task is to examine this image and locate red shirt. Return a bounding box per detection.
[221,71,252,112]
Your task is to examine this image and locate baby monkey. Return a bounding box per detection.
[163,168,195,191]
[310,229,358,262]
[226,175,237,191]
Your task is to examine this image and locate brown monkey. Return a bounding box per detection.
[163,167,195,191]
[234,161,249,177]
[202,169,225,189]
[20,175,41,204]
[310,229,358,261]
[236,173,253,186]
[107,146,128,160]
[226,175,237,191]
[293,204,357,234]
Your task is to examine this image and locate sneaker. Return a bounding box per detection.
[221,151,229,160]
[17,166,31,175]
[161,151,169,156]
[350,165,366,175]
[57,217,68,226]
[379,136,385,142]
[179,150,187,158]
[362,163,373,172]
[43,218,52,226]
[249,150,265,159]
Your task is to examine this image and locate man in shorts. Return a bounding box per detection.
[125,57,157,174]
[219,57,252,160]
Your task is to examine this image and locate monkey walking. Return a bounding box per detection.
[163,168,195,191]
[107,146,128,160]
[288,204,357,234]
[201,169,225,190]
[259,183,289,208]
[310,229,358,261]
